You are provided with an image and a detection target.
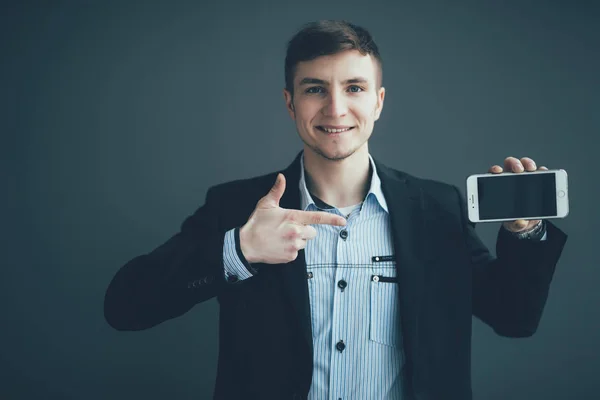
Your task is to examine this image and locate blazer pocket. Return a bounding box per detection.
[369,273,401,347]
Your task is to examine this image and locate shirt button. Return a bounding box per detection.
[339,229,348,240]
[337,279,347,291]
[307,272,313,279]
[372,275,379,283]
[336,340,345,352]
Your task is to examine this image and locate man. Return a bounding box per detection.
[104,20,567,400]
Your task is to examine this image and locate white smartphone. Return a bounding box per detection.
[466,169,569,223]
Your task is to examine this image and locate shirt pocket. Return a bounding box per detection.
[369,268,401,347]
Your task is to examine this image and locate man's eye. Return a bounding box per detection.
[306,86,324,94]
[348,85,364,93]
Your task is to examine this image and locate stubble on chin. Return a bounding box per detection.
[305,141,357,162]
[299,125,364,162]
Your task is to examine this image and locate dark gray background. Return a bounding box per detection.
[3,0,598,399]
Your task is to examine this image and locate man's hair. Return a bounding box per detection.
[284,20,383,97]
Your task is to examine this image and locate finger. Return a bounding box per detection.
[488,165,503,174]
[504,156,523,173]
[295,238,308,251]
[512,219,529,230]
[263,173,286,206]
[520,157,537,171]
[285,246,299,261]
[303,225,318,240]
[291,210,347,226]
[284,224,303,240]
[538,166,548,171]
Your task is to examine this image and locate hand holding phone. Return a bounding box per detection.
[466,157,569,229]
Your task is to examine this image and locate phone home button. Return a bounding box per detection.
[558,190,566,198]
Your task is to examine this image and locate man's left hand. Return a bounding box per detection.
[489,156,548,233]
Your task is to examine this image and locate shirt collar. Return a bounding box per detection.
[298,150,389,213]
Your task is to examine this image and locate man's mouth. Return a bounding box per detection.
[316,126,354,133]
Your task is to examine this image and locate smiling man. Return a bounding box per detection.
[283,48,385,210]
[288,50,383,162]
[104,20,568,400]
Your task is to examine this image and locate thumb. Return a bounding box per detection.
[504,219,528,232]
[513,219,528,230]
[263,173,286,207]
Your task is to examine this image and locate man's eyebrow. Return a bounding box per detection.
[299,78,326,85]
[298,77,369,85]
[344,77,368,84]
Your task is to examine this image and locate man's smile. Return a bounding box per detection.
[316,125,355,134]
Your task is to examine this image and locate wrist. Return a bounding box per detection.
[239,225,258,264]
[510,220,546,240]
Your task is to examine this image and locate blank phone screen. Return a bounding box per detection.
[477,173,557,220]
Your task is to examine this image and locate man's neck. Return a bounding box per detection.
[303,146,372,209]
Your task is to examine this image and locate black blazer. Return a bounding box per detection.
[104,151,567,400]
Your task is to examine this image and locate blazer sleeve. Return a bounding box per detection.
[104,186,228,331]
[454,186,568,337]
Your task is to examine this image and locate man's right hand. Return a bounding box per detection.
[239,173,347,265]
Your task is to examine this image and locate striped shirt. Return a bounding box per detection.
[223,152,405,399]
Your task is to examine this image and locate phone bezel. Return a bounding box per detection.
[466,169,569,223]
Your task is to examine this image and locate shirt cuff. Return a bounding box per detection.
[223,228,257,283]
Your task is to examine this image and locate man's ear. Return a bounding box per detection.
[283,89,296,120]
[374,86,385,121]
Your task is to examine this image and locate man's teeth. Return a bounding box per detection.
[321,127,352,133]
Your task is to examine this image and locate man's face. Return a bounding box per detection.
[284,50,385,162]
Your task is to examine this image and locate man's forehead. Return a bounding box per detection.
[294,51,378,84]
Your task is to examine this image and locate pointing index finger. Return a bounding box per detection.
[290,210,347,226]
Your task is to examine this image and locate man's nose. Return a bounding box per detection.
[322,91,348,117]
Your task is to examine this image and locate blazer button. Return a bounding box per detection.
[292,392,302,400]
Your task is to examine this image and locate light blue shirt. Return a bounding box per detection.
[223,152,405,399]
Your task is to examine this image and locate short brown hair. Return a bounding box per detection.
[284,20,383,96]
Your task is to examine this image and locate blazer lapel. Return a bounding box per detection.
[375,160,427,373]
[277,152,314,356]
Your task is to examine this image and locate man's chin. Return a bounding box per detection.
[311,146,356,162]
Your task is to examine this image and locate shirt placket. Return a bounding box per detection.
[329,212,352,400]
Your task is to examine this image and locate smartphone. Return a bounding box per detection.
[466,169,569,223]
